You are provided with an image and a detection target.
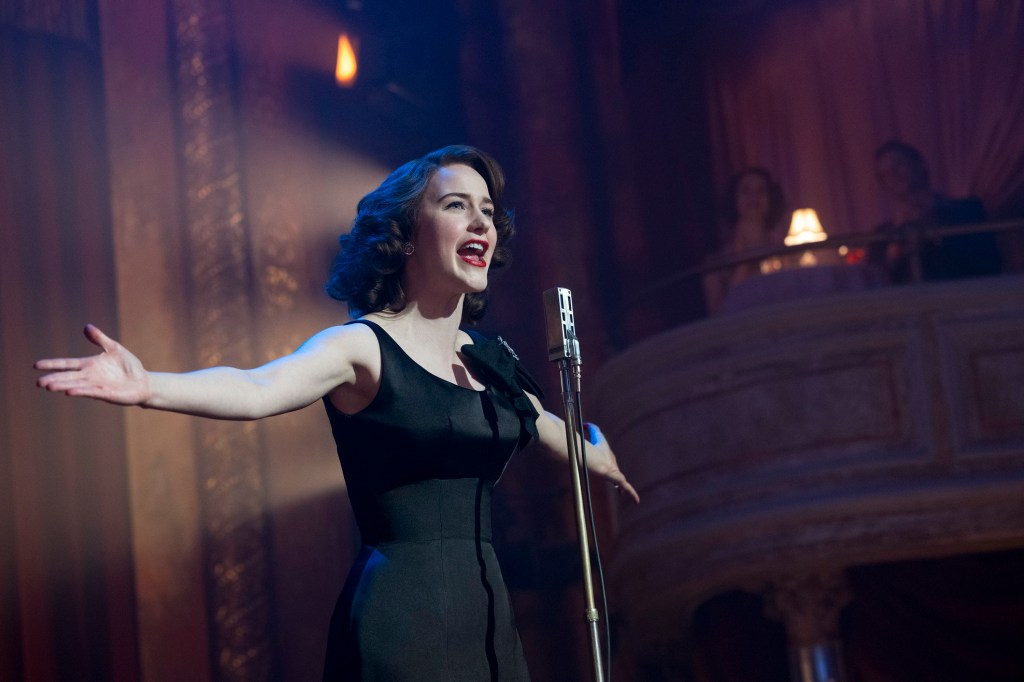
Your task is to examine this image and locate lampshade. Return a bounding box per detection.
[784,208,829,267]
[785,208,828,246]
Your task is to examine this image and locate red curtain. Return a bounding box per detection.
[3,2,1022,680]
[685,3,1024,679]
[703,0,1024,238]
[0,26,138,682]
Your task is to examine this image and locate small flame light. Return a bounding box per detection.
[335,34,358,87]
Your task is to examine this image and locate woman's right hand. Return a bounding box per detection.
[35,324,151,406]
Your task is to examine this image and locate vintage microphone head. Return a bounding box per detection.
[543,287,581,364]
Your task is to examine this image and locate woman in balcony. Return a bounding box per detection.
[704,166,788,314]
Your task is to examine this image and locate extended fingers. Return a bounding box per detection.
[37,370,85,390]
[608,469,640,504]
[38,374,115,400]
[84,323,118,352]
[619,480,640,504]
[34,357,84,371]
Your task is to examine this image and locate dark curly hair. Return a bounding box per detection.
[325,145,515,325]
[719,166,788,233]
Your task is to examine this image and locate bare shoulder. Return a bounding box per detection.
[315,322,383,414]
[301,322,380,367]
[306,322,375,347]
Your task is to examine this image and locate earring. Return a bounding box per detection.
[402,243,415,256]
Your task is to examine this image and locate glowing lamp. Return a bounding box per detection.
[785,208,827,246]
[335,34,358,87]
[785,208,828,267]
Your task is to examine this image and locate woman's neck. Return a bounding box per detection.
[368,296,466,357]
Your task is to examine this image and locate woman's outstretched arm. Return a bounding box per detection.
[525,393,640,503]
[35,323,374,420]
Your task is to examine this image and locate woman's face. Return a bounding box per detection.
[736,172,771,223]
[404,163,496,298]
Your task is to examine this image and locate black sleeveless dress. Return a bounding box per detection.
[322,319,541,681]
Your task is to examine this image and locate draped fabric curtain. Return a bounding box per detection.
[703,0,1024,239]
[5,1,1022,681]
[0,25,138,681]
[691,4,1024,679]
[1,6,359,677]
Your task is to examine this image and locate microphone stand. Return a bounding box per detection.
[544,286,606,682]
[555,354,606,682]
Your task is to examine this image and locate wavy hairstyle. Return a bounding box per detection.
[325,145,515,325]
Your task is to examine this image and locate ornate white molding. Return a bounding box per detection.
[593,276,1024,647]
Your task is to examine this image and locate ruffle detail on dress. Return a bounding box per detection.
[461,332,545,447]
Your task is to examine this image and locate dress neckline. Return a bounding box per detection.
[354,318,487,394]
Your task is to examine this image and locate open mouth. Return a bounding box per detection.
[457,240,489,267]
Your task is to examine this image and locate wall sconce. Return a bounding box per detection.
[785,208,828,266]
[335,33,358,87]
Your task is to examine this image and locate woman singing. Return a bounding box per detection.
[35,144,638,681]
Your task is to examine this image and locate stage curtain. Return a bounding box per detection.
[0,25,138,682]
[690,3,1024,679]
[703,0,1024,238]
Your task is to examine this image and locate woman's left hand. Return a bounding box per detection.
[582,422,640,504]
[527,394,640,504]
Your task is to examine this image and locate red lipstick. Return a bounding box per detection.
[457,239,489,267]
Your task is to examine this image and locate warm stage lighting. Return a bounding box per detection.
[335,34,358,87]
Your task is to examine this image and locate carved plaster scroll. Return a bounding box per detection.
[765,570,851,647]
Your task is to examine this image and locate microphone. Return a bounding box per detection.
[543,287,581,364]
[542,287,606,682]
